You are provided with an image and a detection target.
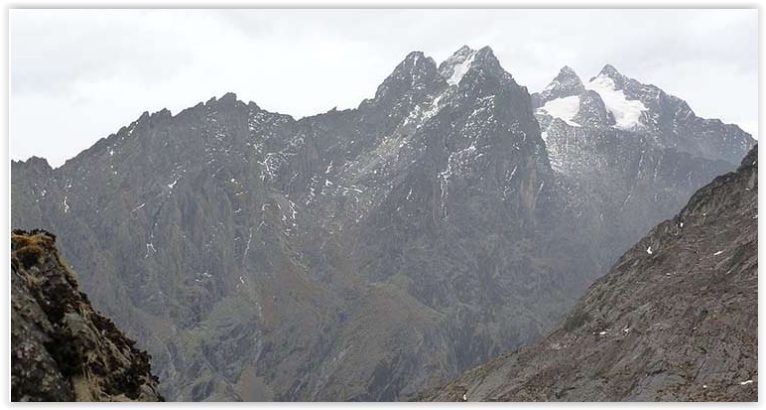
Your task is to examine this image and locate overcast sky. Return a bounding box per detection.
[10,9,758,167]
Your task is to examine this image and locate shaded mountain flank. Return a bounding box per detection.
[419,146,757,402]
[11,46,755,401]
[11,229,163,402]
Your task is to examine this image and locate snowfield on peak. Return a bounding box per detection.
[443,49,478,86]
[585,74,647,130]
[537,96,582,127]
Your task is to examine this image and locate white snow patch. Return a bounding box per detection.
[646,246,653,255]
[713,250,724,256]
[63,196,70,213]
[537,96,582,127]
[421,93,445,122]
[144,243,156,258]
[168,179,178,189]
[599,331,607,336]
[446,50,478,86]
[586,75,647,130]
[109,149,114,156]
[740,380,754,386]
[508,165,518,181]
[243,226,254,262]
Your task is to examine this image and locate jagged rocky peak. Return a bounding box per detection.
[216,92,253,110]
[537,63,663,132]
[596,63,622,79]
[438,45,477,85]
[399,51,437,71]
[585,63,622,86]
[585,63,754,163]
[364,45,519,117]
[467,46,506,77]
[219,91,238,102]
[390,51,439,81]
[13,156,53,173]
[11,229,164,402]
[586,63,630,93]
[537,65,585,104]
[203,92,247,110]
[437,45,507,86]
[365,50,443,105]
[558,65,580,79]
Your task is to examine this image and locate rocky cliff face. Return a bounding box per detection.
[11,46,755,401]
[11,229,163,402]
[419,146,757,402]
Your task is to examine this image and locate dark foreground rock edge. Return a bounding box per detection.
[11,229,164,402]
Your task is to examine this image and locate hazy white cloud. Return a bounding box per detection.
[11,9,758,166]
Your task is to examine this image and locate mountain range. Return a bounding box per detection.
[11,45,755,401]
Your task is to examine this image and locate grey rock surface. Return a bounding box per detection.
[419,146,757,402]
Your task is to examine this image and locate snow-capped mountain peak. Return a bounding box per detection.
[597,63,622,78]
[438,45,479,86]
[584,72,646,130]
[537,66,586,106]
[534,62,755,165]
[536,96,582,127]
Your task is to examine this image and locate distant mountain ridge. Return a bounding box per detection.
[12,45,755,401]
[533,64,754,164]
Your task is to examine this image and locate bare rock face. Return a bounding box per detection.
[419,146,757,402]
[11,229,163,402]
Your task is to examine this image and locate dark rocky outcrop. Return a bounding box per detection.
[11,229,163,402]
[419,146,757,402]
